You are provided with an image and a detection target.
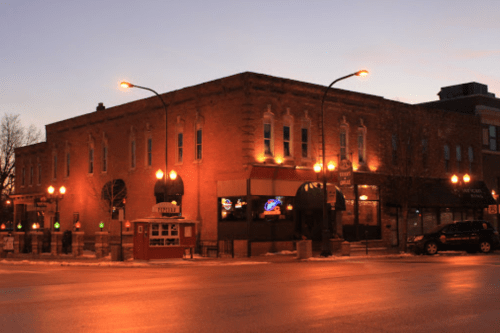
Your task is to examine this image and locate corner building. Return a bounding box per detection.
[13,72,491,254]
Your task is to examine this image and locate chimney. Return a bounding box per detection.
[96,103,105,111]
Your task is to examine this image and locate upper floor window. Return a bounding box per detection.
[146,138,152,167]
[131,140,136,168]
[456,145,462,173]
[102,146,108,172]
[422,138,428,168]
[340,127,348,161]
[468,146,474,173]
[177,133,183,163]
[357,127,366,164]
[264,123,272,156]
[53,154,57,179]
[301,128,309,158]
[444,144,450,173]
[29,166,33,186]
[176,116,185,164]
[195,129,202,160]
[283,126,291,158]
[88,135,95,175]
[37,164,42,185]
[21,167,26,187]
[489,125,497,151]
[263,107,274,157]
[66,153,70,177]
[391,134,398,166]
[194,113,204,162]
[88,148,94,174]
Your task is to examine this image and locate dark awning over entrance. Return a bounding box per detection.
[294,182,346,211]
[409,179,496,208]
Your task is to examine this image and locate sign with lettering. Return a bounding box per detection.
[338,160,353,187]
[153,202,180,214]
[326,184,337,205]
[488,204,498,215]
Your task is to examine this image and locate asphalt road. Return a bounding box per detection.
[1,255,499,332]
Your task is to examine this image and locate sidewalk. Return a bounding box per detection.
[0,247,413,267]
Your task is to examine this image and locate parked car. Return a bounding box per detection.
[407,220,500,255]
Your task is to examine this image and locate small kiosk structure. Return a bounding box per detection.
[132,202,198,260]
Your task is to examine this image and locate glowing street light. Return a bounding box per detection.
[319,70,368,257]
[450,173,471,220]
[47,185,66,230]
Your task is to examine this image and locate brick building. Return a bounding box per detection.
[420,82,500,229]
[12,72,495,254]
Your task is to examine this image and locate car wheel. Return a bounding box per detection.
[479,240,492,253]
[425,241,438,255]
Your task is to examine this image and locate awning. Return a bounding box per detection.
[249,166,338,182]
[294,181,346,211]
[408,179,496,208]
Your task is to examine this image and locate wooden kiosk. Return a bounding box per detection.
[132,202,198,260]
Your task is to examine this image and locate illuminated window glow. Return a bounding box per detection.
[150,223,180,246]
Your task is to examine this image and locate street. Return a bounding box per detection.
[1,254,499,332]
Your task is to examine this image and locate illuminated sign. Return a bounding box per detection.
[153,202,180,214]
[221,198,232,211]
[264,198,282,212]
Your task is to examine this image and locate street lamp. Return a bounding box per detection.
[121,81,169,191]
[319,70,368,257]
[47,185,66,230]
[450,173,470,220]
[156,168,178,202]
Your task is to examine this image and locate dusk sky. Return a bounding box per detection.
[2,0,500,135]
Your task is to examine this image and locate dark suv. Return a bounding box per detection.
[407,220,500,255]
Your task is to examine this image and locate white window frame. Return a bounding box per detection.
[149,223,180,246]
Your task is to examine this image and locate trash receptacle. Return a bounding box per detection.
[341,241,350,256]
[296,240,312,259]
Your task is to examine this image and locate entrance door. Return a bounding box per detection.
[133,223,148,259]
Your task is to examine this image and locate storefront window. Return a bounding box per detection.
[219,197,248,221]
[219,196,295,221]
[150,223,180,246]
[252,196,294,221]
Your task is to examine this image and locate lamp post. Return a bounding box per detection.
[319,70,368,257]
[47,185,66,230]
[121,81,169,201]
[451,173,470,220]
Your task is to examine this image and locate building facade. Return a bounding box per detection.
[420,82,500,229]
[13,72,494,254]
